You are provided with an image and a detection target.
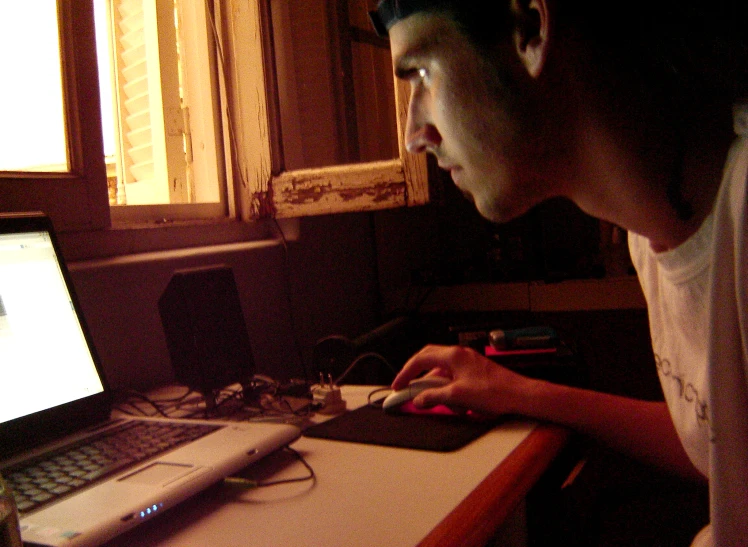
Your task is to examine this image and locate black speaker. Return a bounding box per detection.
[158,265,255,394]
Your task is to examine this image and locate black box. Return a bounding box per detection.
[158,265,255,394]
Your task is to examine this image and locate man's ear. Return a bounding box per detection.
[512,0,550,78]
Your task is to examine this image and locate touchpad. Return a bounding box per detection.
[119,462,195,486]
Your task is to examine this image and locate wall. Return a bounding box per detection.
[58,179,648,396]
[64,213,381,392]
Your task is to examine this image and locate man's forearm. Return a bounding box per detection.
[516,379,705,481]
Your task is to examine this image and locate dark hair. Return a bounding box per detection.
[372,0,748,100]
[371,1,512,48]
[560,1,748,101]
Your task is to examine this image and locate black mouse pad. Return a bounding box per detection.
[302,402,498,452]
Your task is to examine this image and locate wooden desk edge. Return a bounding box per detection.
[417,424,571,547]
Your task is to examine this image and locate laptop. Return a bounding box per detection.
[0,212,301,547]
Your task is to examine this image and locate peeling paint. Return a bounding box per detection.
[278,180,405,207]
[250,190,276,218]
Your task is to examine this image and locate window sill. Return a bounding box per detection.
[57,217,276,262]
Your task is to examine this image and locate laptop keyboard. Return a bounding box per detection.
[2,420,220,514]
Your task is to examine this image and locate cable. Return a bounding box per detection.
[224,447,315,489]
[113,376,311,423]
[255,447,315,487]
[272,217,310,383]
[205,0,244,197]
[112,401,153,417]
[367,386,391,407]
[334,351,397,385]
[413,284,437,313]
[112,389,190,418]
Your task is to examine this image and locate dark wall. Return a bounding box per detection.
[68,213,381,391]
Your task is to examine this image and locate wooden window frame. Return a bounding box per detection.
[0,1,110,232]
[1,0,428,246]
[219,0,429,221]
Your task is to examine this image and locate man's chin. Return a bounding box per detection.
[453,177,519,223]
[486,205,528,225]
[473,196,521,224]
[458,187,475,205]
[455,186,498,221]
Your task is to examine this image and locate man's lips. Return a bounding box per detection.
[440,164,463,185]
[439,162,462,177]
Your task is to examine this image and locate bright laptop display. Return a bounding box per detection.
[0,213,300,547]
[0,228,104,424]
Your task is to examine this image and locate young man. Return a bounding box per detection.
[370,1,748,545]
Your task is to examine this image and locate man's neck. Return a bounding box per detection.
[570,100,733,252]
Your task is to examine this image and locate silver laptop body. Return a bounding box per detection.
[0,213,300,547]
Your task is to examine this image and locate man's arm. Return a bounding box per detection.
[394,344,706,482]
[519,380,704,481]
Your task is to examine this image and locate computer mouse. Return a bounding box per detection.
[382,376,451,413]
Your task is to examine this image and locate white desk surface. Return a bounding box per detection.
[105,386,549,547]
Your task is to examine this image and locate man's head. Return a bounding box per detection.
[377,1,562,223]
[374,0,748,224]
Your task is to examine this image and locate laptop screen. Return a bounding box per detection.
[0,229,105,425]
[0,214,110,459]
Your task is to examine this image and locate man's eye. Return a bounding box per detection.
[396,66,429,83]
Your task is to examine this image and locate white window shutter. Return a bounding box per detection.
[112,0,187,204]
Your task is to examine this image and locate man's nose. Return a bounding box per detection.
[404,100,441,154]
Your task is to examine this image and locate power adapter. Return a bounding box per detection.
[311,374,346,414]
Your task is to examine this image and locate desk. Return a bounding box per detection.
[106,386,569,547]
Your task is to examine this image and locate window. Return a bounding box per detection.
[102,0,193,206]
[0,0,427,238]
[0,1,109,232]
[0,3,68,173]
[0,0,227,230]
[97,0,224,212]
[221,0,428,220]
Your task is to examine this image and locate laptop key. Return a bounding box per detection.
[16,500,35,512]
[82,460,134,482]
[30,492,53,503]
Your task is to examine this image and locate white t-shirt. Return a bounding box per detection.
[629,102,748,547]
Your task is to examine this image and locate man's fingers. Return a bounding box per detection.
[392,345,451,389]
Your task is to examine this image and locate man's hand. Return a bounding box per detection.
[392,344,534,417]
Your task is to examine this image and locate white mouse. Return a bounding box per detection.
[382,376,451,413]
